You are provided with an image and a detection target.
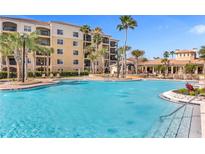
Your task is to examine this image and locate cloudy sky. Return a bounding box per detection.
[8,15,205,59]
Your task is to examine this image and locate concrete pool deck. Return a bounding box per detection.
[0,79,59,90]
[160,90,205,138]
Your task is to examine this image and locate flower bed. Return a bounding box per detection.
[174,83,205,96]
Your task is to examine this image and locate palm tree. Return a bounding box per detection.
[0,32,51,81]
[85,45,96,73]
[98,47,108,75]
[0,34,13,78]
[88,51,99,74]
[118,46,131,76]
[92,27,102,53]
[36,46,54,76]
[0,32,24,81]
[131,49,145,74]
[80,25,91,50]
[80,25,91,40]
[199,46,205,74]
[170,51,175,59]
[161,58,169,77]
[185,63,197,78]
[117,15,137,78]
[163,51,170,59]
[162,51,170,77]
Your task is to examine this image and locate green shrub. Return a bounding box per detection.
[0,71,17,79]
[177,88,188,94]
[0,71,7,79]
[59,71,89,77]
[189,91,196,96]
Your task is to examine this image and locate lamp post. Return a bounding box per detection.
[21,34,26,83]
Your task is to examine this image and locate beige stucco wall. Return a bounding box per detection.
[51,36,84,72]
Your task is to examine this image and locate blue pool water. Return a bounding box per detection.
[0,80,185,138]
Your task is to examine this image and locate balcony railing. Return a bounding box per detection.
[37,30,50,36]
[103,38,109,44]
[9,60,17,65]
[84,35,92,41]
[110,42,117,47]
[3,26,17,32]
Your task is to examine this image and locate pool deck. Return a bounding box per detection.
[0,77,142,90]
[0,79,59,90]
[160,90,205,138]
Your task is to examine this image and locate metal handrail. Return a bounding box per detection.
[160,95,199,120]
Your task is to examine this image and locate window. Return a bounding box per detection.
[57,39,63,45]
[73,41,78,46]
[73,32,79,38]
[73,60,79,65]
[57,29,63,35]
[73,50,79,55]
[24,26,31,32]
[57,59,63,64]
[57,49,64,54]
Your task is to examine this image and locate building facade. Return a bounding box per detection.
[0,16,118,74]
[126,49,205,79]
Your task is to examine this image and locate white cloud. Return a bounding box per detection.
[189,24,205,35]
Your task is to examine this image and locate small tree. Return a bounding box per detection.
[131,49,145,74]
[98,47,108,75]
[170,51,175,59]
[199,46,205,74]
[185,63,197,78]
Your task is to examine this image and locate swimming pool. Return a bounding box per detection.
[0,80,185,138]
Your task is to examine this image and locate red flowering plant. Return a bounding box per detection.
[185,83,194,91]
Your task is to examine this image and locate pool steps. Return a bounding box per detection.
[147,104,201,138]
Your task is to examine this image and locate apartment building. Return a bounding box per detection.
[0,16,118,74]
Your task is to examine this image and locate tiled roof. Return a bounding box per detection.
[175,50,196,54]
[137,59,204,66]
[50,21,81,28]
[0,16,49,26]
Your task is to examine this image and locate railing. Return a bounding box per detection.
[160,95,199,121]
[3,27,17,31]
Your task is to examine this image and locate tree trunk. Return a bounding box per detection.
[102,57,104,76]
[46,54,49,76]
[123,29,128,78]
[16,61,21,81]
[6,57,10,79]
[135,57,138,75]
[203,62,205,74]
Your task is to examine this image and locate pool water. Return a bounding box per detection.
[0,80,185,138]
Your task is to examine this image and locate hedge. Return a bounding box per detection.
[28,71,89,77]
[1,71,89,79]
[0,71,17,79]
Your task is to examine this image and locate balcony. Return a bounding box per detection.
[38,38,50,46]
[110,41,117,47]
[36,57,50,66]
[36,27,50,36]
[84,34,92,41]
[110,48,116,54]
[8,58,16,65]
[2,22,17,32]
[110,55,117,61]
[102,37,109,44]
